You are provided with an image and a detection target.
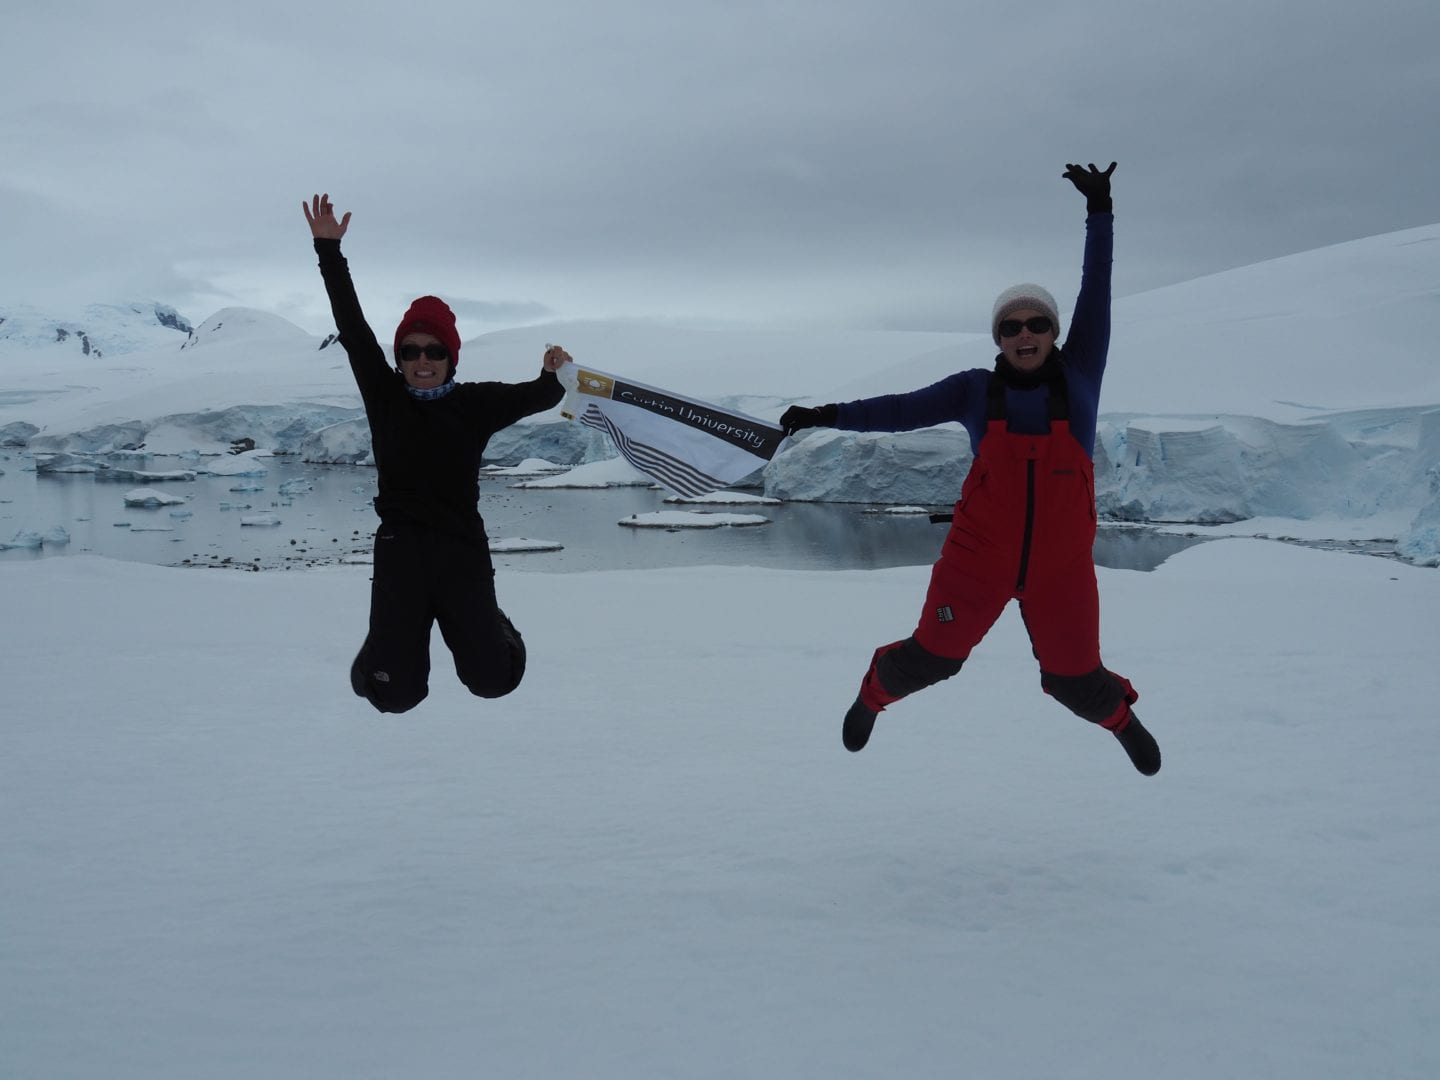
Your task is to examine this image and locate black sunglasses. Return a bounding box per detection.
[399,343,450,362]
[997,316,1054,338]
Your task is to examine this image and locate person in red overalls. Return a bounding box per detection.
[780,163,1160,775]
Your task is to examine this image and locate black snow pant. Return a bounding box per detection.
[350,521,526,714]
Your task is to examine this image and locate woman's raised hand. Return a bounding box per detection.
[302,193,351,240]
[1063,163,1116,213]
[542,344,573,372]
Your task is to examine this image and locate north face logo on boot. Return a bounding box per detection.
[936,606,954,623]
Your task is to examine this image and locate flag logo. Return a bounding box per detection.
[577,371,615,398]
[936,606,954,623]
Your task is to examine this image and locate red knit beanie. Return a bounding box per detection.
[393,295,462,370]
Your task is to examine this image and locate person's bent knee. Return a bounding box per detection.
[877,637,966,698]
[354,668,428,713]
[458,619,527,700]
[1041,665,1129,725]
[459,662,524,700]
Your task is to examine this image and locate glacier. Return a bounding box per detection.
[2,222,1438,564]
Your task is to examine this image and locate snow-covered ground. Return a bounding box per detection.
[3,222,1439,561]
[3,225,1439,1078]
[2,540,1437,1079]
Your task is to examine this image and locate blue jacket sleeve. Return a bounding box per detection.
[1062,213,1113,383]
[833,370,982,433]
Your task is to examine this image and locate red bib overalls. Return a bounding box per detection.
[915,413,1100,669]
[858,376,1133,727]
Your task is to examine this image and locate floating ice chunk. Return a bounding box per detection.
[663,490,780,506]
[123,488,189,508]
[863,505,935,515]
[199,452,269,478]
[0,530,44,549]
[34,454,98,474]
[43,527,71,545]
[482,458,569,478]
[278,478,314,496]
[169,509,193,520]
[130,525,175,533]
[94,467,197,483]
[229,481,264,492]
[240,513,282,527]
[619,511,770,529]
[219,502,252,511]
[513,458,654,489]
[488,537,564,553]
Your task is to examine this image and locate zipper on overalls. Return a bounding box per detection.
[1016,458,1036,593]
[987,367,1064,596]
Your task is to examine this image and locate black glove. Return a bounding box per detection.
[779,403,838,435]
[1064,161,1116,214]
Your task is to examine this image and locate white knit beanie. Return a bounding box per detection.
[991,283,1061,345]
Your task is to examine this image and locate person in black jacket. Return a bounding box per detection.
[303,193,572,714]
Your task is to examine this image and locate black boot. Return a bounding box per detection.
[350,646,369,698]
[497,610,527,692]
[1114,711,1161,776]
[843,696,878,753]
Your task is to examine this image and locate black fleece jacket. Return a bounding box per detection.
[315,238,564,542]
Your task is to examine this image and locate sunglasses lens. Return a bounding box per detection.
[401,344,449,362]
[999,316,1053,338]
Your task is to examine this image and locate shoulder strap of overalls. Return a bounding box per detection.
[986,355,1070,424]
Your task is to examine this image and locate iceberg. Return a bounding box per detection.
[513,457,654,489]
[663,491,780,505]
[299,417,375,465]
[764,428,968,504]
[0,530,44,550]
[619,511,770,529]
[0,421,38,446]
[481,458,570,477]
[123,488,188,508]
[489,537,565,553]
[199,450,270,478]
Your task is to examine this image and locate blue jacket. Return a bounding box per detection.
[835,213,1113,459]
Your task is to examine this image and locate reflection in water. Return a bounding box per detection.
[1092,526,1208,572]
[0,453,1206,573]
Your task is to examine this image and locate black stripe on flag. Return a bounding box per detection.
[579,405,726,497]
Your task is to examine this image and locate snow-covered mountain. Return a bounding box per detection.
[0,301,193,359]
[2,221,1439,562]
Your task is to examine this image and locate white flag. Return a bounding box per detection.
[560,365,785,497]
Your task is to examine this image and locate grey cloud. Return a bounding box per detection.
[2,0,1438,335]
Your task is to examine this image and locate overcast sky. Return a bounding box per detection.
[4,0,1438,339]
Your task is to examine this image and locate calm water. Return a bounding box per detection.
[0,452,1205,573]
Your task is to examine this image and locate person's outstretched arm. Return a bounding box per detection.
[1061,163,1115,379]
[302,193,390,397]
